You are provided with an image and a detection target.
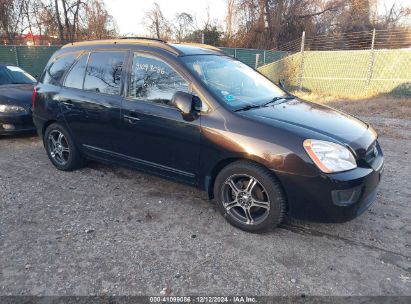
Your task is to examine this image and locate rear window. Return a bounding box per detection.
[64,52,89,90]
[83,51,127,96]
[42,52,80,85]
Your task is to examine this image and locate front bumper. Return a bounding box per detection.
[0,112,35,134]
[277,147,384,223]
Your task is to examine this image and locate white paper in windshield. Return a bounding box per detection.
[6,66,23,72]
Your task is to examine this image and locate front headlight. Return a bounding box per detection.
[0,104,26,113]
[303,139,357,173]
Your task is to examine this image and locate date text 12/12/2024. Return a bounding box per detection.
[149,296,258,303]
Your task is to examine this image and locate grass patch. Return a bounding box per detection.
[293,91,411,119]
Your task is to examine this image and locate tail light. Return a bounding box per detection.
[32,87,37,111]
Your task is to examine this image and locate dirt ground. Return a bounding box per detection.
[0,98,410,296]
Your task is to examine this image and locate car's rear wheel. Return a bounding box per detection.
[44,123,83,171]
[214,160,286,233]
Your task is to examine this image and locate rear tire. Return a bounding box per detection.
[214,160,286,233]
[44,123,83,171]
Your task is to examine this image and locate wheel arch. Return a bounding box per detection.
[41,120,57,145]
[205,156,287,207]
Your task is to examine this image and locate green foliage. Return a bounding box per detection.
[185,26,222,46]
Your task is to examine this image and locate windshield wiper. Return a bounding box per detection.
[234,104,263,112]
[234,95,294,112]
[263,95,294,107]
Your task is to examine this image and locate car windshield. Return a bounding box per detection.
[181,55,287,111]
[0,66,36,85]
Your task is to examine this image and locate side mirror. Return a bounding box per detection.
[170,91,201,120]
[278,79,294,97]
[278,79,286,89]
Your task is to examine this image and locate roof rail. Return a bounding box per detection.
[62,38,182,55]
[120,36,166,43]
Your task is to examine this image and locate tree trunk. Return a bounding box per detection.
[72,0,81,42]
[55,0,65,44]
[61,0,71,42]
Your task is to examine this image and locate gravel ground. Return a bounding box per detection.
[0,117,410,296]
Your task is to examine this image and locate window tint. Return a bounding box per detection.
[83,51,126,95]
[64,53,89,89]
[43,52,79,85]
[129,53,189,105]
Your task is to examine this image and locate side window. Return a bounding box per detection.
[64,52,89,90]
[83,51,126,95]
[42,52,79,85]
[129,53,189,105]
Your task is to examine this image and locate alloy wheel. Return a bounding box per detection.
[221,174,270,225]
[47,130,70,166]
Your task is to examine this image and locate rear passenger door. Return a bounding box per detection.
[61,50,128,156]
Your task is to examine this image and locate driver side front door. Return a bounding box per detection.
[116,52,201,185]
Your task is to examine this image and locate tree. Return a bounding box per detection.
[0,0,24,42]
[0,0,117,44]
[83,0,117,39]
[53,0,85,43]
[173,12,194,42]
[228,0,346,49]
[185,26,222,46]
[380,2,411,28]
[144,2,171,40]
[225,0,236,42]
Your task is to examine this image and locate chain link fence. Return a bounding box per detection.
[219,47,287,68]
[0,45,293,82]
[0,45,284,77]
[258,28,411,98]
[1,29,410,98]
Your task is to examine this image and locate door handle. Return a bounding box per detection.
[123,112,141,124]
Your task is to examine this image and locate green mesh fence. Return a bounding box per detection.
[0,46,283,77]
[0,45,60,77]
[1,45,410,98]
[219,47,288,67]
[258,49,411,98]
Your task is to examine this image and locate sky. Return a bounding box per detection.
[105,0,227,36]
[105,0,409,35]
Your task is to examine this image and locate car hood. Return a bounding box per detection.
[241,98,376,155]
[0,84,34,109]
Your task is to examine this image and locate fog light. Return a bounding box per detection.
[332,186,362,206]
[2,124,15,130]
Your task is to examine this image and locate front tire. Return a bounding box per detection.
[44,123,83,171]
[214,160,286,233]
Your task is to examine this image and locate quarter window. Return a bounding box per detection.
[64,52,89,89]
[83,51,127,95]
[42,52,79,85]
[129,53,189,105]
